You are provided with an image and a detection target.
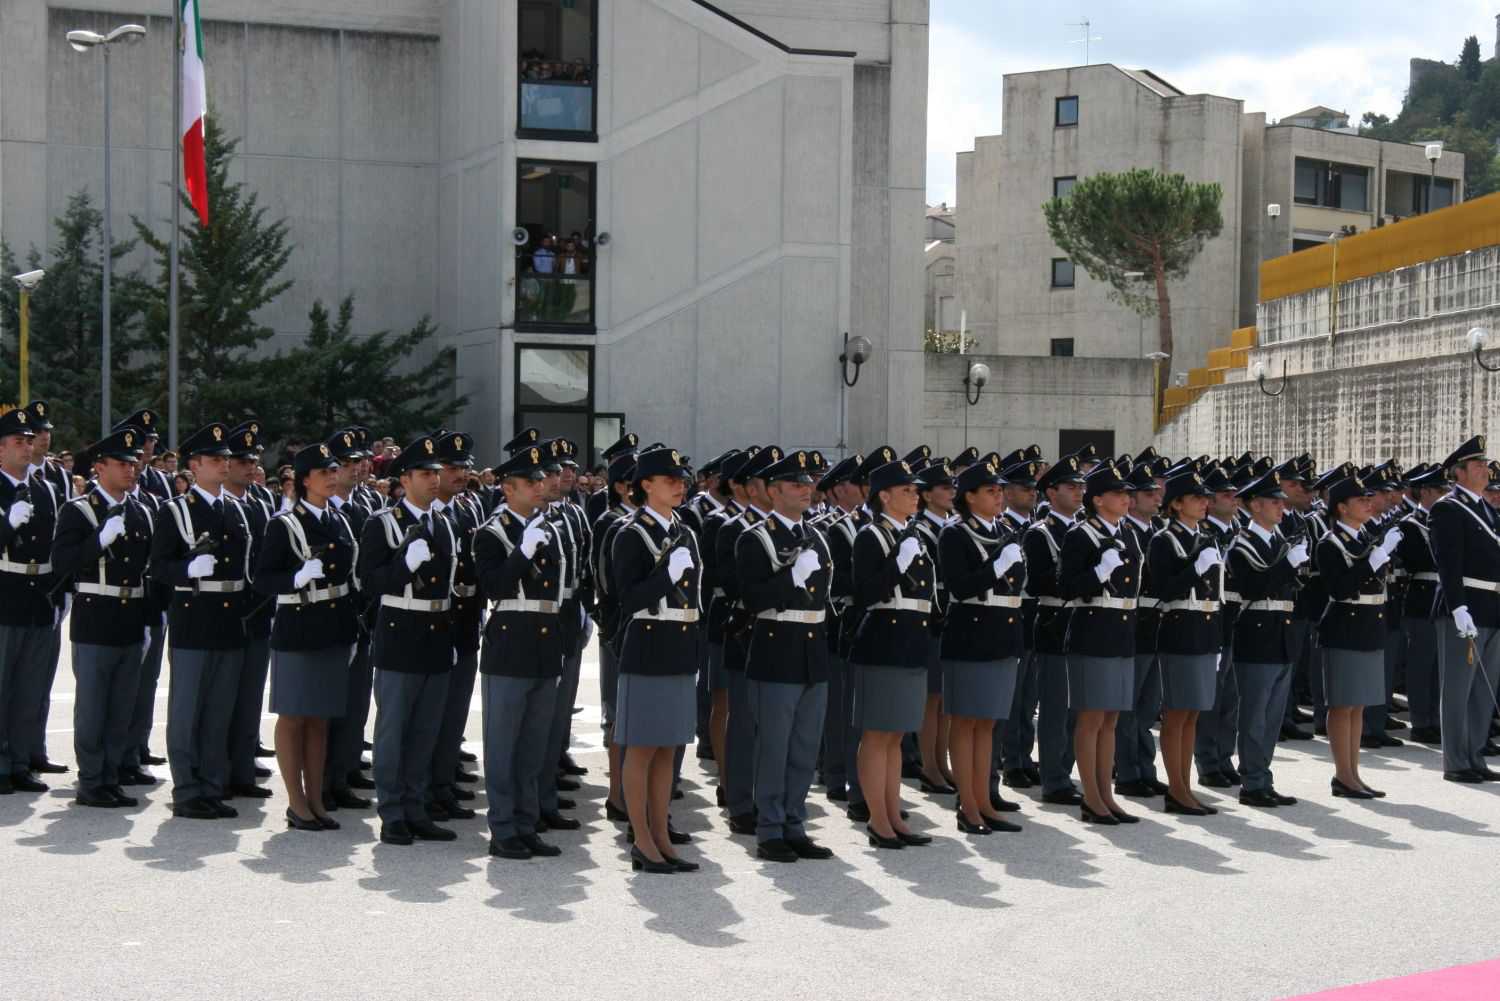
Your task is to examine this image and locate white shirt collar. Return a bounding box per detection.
[1206,514,1233,533]
[643,505,674,531]
[301,499,327,517]
[94,484,124,507]
[1,467,25,488]
[1337,520,1362,537]
[771,509,802,531]
[1456,483,1484,504]
[1094,516,1118,536]
[402,498,432,520]
[749,505,771,520]
[1004,508,1029,525]
[329,494,347,508]
[1125,514,1152,532]
[431,498,447,513]
[1248,520,1277,544]
[924,508,951,527]
[192,484,223,504]
[972,514,997,531]
[880,513,908,531]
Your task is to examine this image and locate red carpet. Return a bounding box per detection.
[1282,959,1500,1000]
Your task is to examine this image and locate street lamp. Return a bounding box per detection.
[67,22,146,436]
[1468,327,1500,372]
[1425,142,1444,214]
[961,361,990,449]
[13,270,45,403]
[836,332,873,458]
[1145,350,1168,432]
[1250,359,1289,397]
[1265,203,1281,262]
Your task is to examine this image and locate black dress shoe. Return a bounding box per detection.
[1409,726,1442,744]
[520,833,562,857]
[1478,767,1500,782]
[1444,769,1485,784]
[459,749,478,763]
[826,787,848,802]
[1164,794,1209,816]
[1376,733,1403,747]
[286,808,323,832]
[1314,723,1328,737]
[1023,765,1042,784]
[555,775,581,792]
[1221,767,1242,785]
[207,798,238,818]
[230,783,273,799]
[452,786,476,802]
[1271,791,1298,806]
[435,801,477,821]
[865,826,905,849]
[253,765,272,779]
[117,767,156,787]
[254,743,275,758]
[1385,717,1407,731]
[979,814,1023,833]
[630,845,677,873]
[1197,772,1234,789]
[1280,723,1314,741]
[141,751,167,766]
[555,796,577,810]
[895,829,932,846]
[102,786,137,807]
[1359,735,1386,749]
[757,838,800,862]
[1113,779,1157,798]
[331,789,372,810]
[1330,778,1374,799]
[1109,808,1140,824]
[667,826,692,845]
[786,836,835,859]
[10,773,47,793]
[1483,741,1500,757]
[671,786,685,800]
[1080,804,1119,825]
[696,742,716,761]
[1041,788,1084,806]
[30,758,68,775]
[76,787,125,808]
[560,756,588,776]
[989,789,1022,812]
[1002,768,1034,789]
[360,758,373,770]
[1292,706,1314,723]
[1146,778,1170,795]
[957,813,993,835]
[409,820,457,841]
[605,799,630,822]
[454,769,479,785]
[172,798,219,820]
[363,740,374,751]
[347,772,376,790]
[489,836,531,859]
[540,810,581,831]
[728,812,758,835]
[919,775,956,795]
[845,801,871,823]
[1239,789,1281,808]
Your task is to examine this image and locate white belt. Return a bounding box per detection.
[958,594,1023,608]
[492,598,559,614]
[0,558,51,576]
[1069,597,1138,610]
[452,584,478,598]
[76,581,144,599]
[755,609,827,624]
[1137,597,1160,609]
[1334,594,1387,606]
[869,597,932,614]
[277,583,351,605]
[1160,599,1221,613]
[381,595,452,613]
[1037,596,1067,608]
[176,580,246,593]
[1462,576,1500,593]
[1410,572,1439,582]
[633,608,700,623]
[1222,590,1243,604]
[1243,599,1295,612]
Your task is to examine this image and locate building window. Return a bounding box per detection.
[1055,96,1079,127]
[515,160,595,330]
[1050,258,1075,288]
[1052,176,1077,199]
[1050,338,1074,357]
[515,344,596,458]
[1293,158,1370,211]
[518,0,597,138]
[1414,176,1455,213]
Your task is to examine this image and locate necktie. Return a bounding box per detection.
[423,513,434,536]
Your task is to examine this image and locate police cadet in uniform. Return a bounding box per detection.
[51,427,154,806]
[813,453,863,804]
[151,423,254,819]
[1396,463,1446,745]
[224,421,275,800]
[998,456,1043,791]
[125,409,173,502]
[1114,461,1168,800]
[255,442,360,830]
[117,409,171,776]
[1227,468,1308,809]
[20,401,69,777]
[474,444,566,860]
[360,434,460,844]
[1429,436,1500,784]
[1195,467,1243,789]
[588,432,639,526]
[697,448,743,805]
[911,456,956,793]
[594,450,640,820]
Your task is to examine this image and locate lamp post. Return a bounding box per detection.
[836,332,872,458]
[1145,350,1168,433]
[962,361,989,449]
[66,23,146,436]
[13,270,45,403]
[1265,203,1281,262]
[1425,142,1444,214]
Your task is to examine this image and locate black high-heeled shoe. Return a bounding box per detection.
[311,812,341,831]
[919,775,956,795]
[979,814,1022,833]
[1331,778,1375,799]
[956,812,992,835]
[865,825,905,849]
[1080,804,1119,825]
[1109,808,1140,824]
[286,808,322,832]
[1360,783,1387,799]
[630,845,677,874]
[895,829,933,846]
[1164,794,1209,817]
[661,853,700,873]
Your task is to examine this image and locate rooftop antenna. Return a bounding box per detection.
[1068,18,1102,65]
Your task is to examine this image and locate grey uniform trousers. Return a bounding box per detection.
[0,623,55,776]
[1404,618,1440,730]
[1438,623,1500,774]
[430,646,480,805]
[1363,627,1404,736]
[482,674,558,841]
[538,640,584,815]
[1194,648,1238,776]
[167,646,244,803]
[123,622,167,769]
[25,622,63,765]
[1282,620,1313,724]
[1037,653,1077,793]
[1000,650,1039,770]
[325,633,373,795]
[373,669,449,825]
[1236,661,1291,793]
[725,668,757,816]
[1114,652,1162,784]
[73,643,143,789]
[749,679,827,843]
[229,632,271,786]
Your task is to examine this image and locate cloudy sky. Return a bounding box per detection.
[926,0,1497,204]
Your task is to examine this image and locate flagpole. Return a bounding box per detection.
[168,0,182,449]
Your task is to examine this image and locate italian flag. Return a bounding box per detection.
[180,0,208,226]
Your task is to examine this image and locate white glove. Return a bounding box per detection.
[1287,541,1310,568]
[992,542,1024,577]
[519,520,548,559]
[293,559,325,589]
[667,547,694,580]
[1379,528,1403,556]
[98,514,127,548]
[1194,547,1222,576]
[187,553,216,579]
[896,536,922,573]
[404,538,432,572]
[1367,548,1391,572]
[791,548,821,588]
[7,500,32,529]
[1094,547,1123,582]
[1454,606,1479,639]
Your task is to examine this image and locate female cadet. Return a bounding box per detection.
[912,460,957,793]
[612,447,705,873]
[849,460,938,849]
[1147,470,1224,816]
[1057,463,1144,825]
[254,443,360,831]
[1316,474,1398,799]
[939,456,1027,835]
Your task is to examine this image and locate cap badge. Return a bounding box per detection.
[245,433,254,446]
[854,453,864,465]
[671,450,681,465]
[900,461,911,474]
[212,426,223,441]
[626,433,638,447]
[882,448,892,462]
[16,412,25,424]
[530,447,540,464]
[343,432,353,447]
[124,432,135,447]
[797,452,807,468]
[424,439,435,454]
[320,444,330,458]
[35,403,45,416]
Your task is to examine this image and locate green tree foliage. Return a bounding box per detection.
[1043,168,1223,362]
[1461,35,1483,82]
[0,192,142,446]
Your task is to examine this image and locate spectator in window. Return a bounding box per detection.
[533,236,557,275]
[560,240,582,276]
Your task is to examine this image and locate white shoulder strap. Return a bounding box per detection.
[276,511,312,562]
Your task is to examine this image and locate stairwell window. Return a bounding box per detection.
[1055,96,1079,127]
[1051,258,1075,289]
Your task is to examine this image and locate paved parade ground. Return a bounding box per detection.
[4,638,1500,1001]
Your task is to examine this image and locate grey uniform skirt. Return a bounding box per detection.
[1067,655,1134,711]
[1161,653,1218,711]
[853,662,926,732]
[1323,648,1385,707]
[942,657,1019,720]
[269,645,353,718]
[614,672,697,747]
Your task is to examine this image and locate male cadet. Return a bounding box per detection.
[588,432,639,525]
[120,408,173,501]
[0,406,58,794]
[1227,468,1308,808]
[474,444,566,859]
[1429,436,1500,784]
[1195,466,1243,789]
[1396,463,1446,745]
[999,456,1043,789]
[1276,457,1318,741]
[1302,462,1354,736]
[323,429,378,809]
[223,421,275,799]
[150,423,254,819]
[361,435,460,843]
[428,431,483,822]
[737,450,836,862]
[551,438,593,783]
[52,428,154,806]
[1021,455,1085,805]
[594,450,641,818]
[1114,462,1168,799]
[813,453,862,802]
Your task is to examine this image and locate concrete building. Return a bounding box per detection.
[924,237,958,336]
[0,0,930,464]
